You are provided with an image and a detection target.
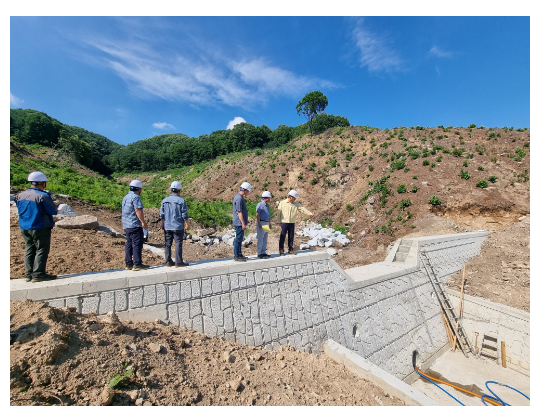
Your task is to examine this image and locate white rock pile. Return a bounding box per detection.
[300,224,351,248]
[220,229,253,247]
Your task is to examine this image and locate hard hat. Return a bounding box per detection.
[240,182,252,192]
[130,179,143,188]
[28,171,48,182]
[170,181,182,190]
[288,190,298,198]
[262,191,272,198]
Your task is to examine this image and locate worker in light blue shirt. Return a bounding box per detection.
[122,179,149,271]
[160,181,190,267]
[256,191,272,259]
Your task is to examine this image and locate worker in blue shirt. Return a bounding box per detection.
[256,191,273,259]
[122,179,149,271]
[232,182,251,262]
[160,181,190,267]
[15,171,58,282]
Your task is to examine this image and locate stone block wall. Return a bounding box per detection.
[446,289,530,376]
[12,231,520,380]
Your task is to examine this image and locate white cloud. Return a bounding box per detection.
[152,122,175,129]
[10,91,24,106]
[86,38,339,110]
[428,46,453,58]
[350,18,404,73]
[227,116,246,130]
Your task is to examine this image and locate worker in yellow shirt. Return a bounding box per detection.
[276,190,315,256]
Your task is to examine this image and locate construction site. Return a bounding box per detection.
[10,210,530,406]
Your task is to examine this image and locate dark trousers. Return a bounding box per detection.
[21,227,52,278]
[165,229,184,264]
[125,227,144,265]
[279,223,295,252]
[234,226,244,257]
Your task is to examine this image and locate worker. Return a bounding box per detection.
[256,191,272,259]
[122,179,149,271]
[232,182,251,262]
[276,190,315,256]
[160,181,190,267]
[15,171,58,282]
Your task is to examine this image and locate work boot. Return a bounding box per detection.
[133,264,150,271]
[125,263,133,270]
[257,254,266,259]
[32,274,57,283]
[279,250,285,256]
[166,261,175,267]
[25,275,32,282]
[264,254,272,259]
[175,262,189,267]
[234,256,247,262]
[288,250,296,255]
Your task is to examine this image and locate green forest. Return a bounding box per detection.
[10,108,349,174]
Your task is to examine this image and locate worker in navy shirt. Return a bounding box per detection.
[122,179,149,271]
[15,171,58,282]
[160,181,190,267]
[232,182,251,262]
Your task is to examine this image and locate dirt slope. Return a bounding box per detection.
[10,300,404,406]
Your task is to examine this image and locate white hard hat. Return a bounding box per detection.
[170,181,182,190]
[240,182,252,192]
[28,171,48,182]
[262,191,272,198]
[288,190,298,198]
[130,179,143,188]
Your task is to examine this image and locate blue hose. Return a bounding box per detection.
[481,381,530,406]
[415,370,465,406]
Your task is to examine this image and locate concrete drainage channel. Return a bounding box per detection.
[10,230,530,406]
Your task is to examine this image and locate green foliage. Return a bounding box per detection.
[296,91,329,136]
[422,160,430,166]
[412,186,418,193]
[333,225,349,235]
[108,364,133,389]
[452,148,464,157]
[430,162,436,168]
[460,170,470,180]
[428,196,441,206]
[491,157,497,163]
[476,180,488,188]
[397,184,407,193]
[359,176,393,206]
[463,160,468,167]
[488,176,497,183]
[278,180,284,186]
[320,218,333,227]
[390,158,406,172]
[515,147,526,158]
[409,150,420,160]
[346,204,354,211]
[399,198,412,209]
[368,165,374,172]
[478,166,484,171]
[58,132,93,167]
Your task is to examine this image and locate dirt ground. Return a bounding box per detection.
[446,214,530,312]
[9,300,405,406]
[9,207,164,279]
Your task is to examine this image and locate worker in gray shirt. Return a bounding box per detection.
[232,182,251,262]
[160,181,190,267]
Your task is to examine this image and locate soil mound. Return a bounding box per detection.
[10,300,404,406]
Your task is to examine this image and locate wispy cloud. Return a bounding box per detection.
[435,66,441,76]
[350,18,404,73]
[86,37,339,110]
[152,122,175,130]
[10,91,24,106]
[227,116,246,130]
[427,46,453,58]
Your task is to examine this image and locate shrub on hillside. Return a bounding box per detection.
[488,176,498,183]
[397,184,407,193]
[428,196,441,206]
[476,180,488,188]
[460,170,470,180]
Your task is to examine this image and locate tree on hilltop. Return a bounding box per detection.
[296,91,329,136]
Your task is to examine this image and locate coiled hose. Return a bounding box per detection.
[481,381,530,406]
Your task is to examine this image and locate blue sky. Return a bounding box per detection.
[10,16,530,146]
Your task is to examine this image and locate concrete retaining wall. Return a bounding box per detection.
[11,231,505,381]
[446,289,530,376]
